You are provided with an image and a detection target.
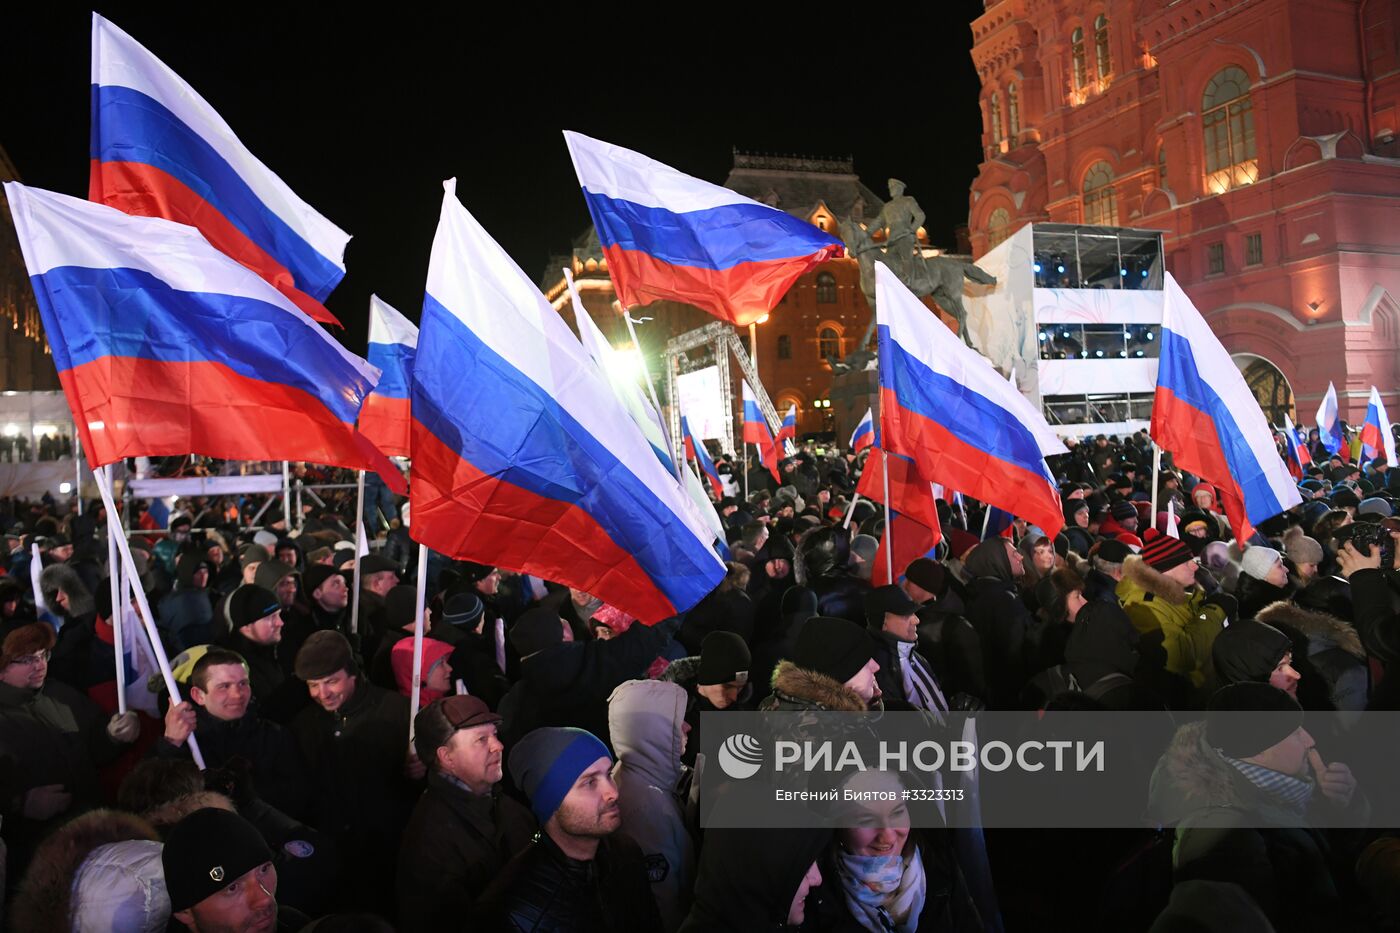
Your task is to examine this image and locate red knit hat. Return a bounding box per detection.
[1139,533,1194,571]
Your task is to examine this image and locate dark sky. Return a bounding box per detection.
[5,6,987,348]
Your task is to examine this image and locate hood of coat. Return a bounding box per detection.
[769,660,868,712]
[685,827,833,930]
[963,538,1014,584]
[1254,601,1364,659]
[391,636,454,703]
[1147,721,1246,825]
[1119,555,1189,606]
[11,808,163,933]
[608,679,687,789]
[39,561,95,619]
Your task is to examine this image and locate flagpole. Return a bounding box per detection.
[980,504,992,540]
[94,467,204,769]
[408,542,429,743]
[281,461,292,529]
[350,471,365,637]
[105,465,126,715]
[843,491,862,530]
[621,307,683,484]
[743,445,749,502]
[1150,442,1162,519]
[880,449,894,583]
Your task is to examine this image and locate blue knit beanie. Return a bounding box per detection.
[509,727,611,824]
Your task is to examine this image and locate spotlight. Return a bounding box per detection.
[1146,331,1154,341]
[1095,350,1105,358]
[1057,265,1066,274]
[1038,332,1047,342]
[1033,262,1042,273]
[1120,268,1128,276]
[1135,350,1145,357]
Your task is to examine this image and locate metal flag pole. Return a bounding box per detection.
[407,542,429,743]
[94,467,204,769]
[105,465,126,715]
[350,471,366,636]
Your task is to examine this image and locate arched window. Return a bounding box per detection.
[989,92,1003,146]
[1082,161,1117,226]
[816,272,837,304]
[1094,15,1111,79]
[1157,145,1168,189]
[1007,84,1021,140]
[1071,27,1087,90]
[1202,66,1258,191]
[987,207,1011,249]
[818,326,841,360]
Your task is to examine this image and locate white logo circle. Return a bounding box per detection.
[717,732,764,780]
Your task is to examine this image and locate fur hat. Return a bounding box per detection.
[1282,527,1323,566]
[39,562,95,619]
[1,622,55,669]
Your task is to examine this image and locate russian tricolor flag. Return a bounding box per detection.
[776,404,798,448]
[90,15,348,327]
[1316,381,1347,461]
[409,180,724,623]
[564,132,843,327]
[875,265,1067,537]
[5,183,402,490]
[850,407,875,453]
[1360,386,1399,466]
[359,295,417,459]
[1151,273,1302,542]
[742,380,782,482]
[1281,412,1312,479]
[682,416,723,500]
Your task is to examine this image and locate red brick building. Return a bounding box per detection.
[968,0,1400,423]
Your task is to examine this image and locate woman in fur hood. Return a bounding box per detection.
[1255,601,1369,714]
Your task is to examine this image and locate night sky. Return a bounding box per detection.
[5,6,987,348]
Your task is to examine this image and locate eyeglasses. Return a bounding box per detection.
[10,650,50,666]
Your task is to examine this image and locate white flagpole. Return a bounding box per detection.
[980,504,993,540]
[1150,443,1162,519]
[620,307,682,483]
[350,471,366,636]
[880,451,894,583]
[408,542,429,743]
[281,461,292,528]
[842,491,862,530]
[105,465,126,715]
[93,467,204,769]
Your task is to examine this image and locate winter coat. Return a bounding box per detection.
[679,587,755,655]
[1061,600,1164,711]
[961,540,1035,709]
[915,602,985,706]
[158,553,216,649]
[1292,573,1354,622]
[759,660,872,714]
[798,528,870,625]
[608,679,696,933]
[1115,557,1226,691]
[678,828,831,932]
[291,679,415,914]
[1234,574,1294,621]
[1082,568,1122,605]
[486,829,662,933]
[870,630,943,711]
[396,770,536,933]
[154,704,309,818]
[1337,567,1400,708]
[1254,602,1369,713]
[498,616,679,750]
[1146,721,1370,933]
[660,655,752,769]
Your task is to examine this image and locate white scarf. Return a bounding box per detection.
[837,844,927,933]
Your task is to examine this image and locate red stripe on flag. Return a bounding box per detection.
[1151,386,1254,542]
[90,160,343,327]
[409,419,677,623]
[359,395,413,459]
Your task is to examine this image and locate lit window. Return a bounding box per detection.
[818,326,841,360]
[1082,162,1117,226]
[987,207,1011,249]
[1007,84,1020,140]
[1094,15,1112,80]
[816,272,837,304]
[1202,66,1257,192]
[1071,27,1087,90]
[989,92,1003,146]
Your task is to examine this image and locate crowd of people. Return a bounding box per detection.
[1,428,1400,931]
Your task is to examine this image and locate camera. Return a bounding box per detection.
[1338,522,1395,570]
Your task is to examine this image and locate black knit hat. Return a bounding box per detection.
[442,591,485,627]
[793,616,874,684]
[162,808,273,912]
[1211,621,1292,686]
[697,631,751,686]
[385,585,418,630]
[302,564,343,599]
[903,558,946,597]
[228,585,281,630]
[510,606,565,658]
[457,561,496,583]
[1111,501,1138,521]
[1206,682,1304,758]
[863,585,919,629]
[295,630,356,680]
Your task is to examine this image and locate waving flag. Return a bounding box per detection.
[876,265,1066,537]
[1151,273,1302,542]
[742,380,782,482]
[359,295,417,458]
[90,15,348,327]
[1360,387,1399,467]
[409,180,724,623]
[855,446,941,586]
[1281,412,1312,479]
[564,131,843,326]
[5,183,402,491]
[850,407,875,453]
[776,404,798,450]
[682,416,723,499]
[1316,381,1346,460]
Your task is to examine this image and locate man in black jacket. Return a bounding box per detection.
[487,726,660,932]
[397,694,536,932]
[866,584,949,715]
[219,584,303,723]
[291,631,416,917]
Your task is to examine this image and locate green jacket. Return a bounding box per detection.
[1115,556,1226,689]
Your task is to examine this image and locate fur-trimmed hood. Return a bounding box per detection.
[1254,601,1364,659]
[765,659,869,712]
[39,561,95,619]
[1147,721,1247,825]
[12,808,164,932]
[659,654,701,686]
[1120,555,1189,606]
